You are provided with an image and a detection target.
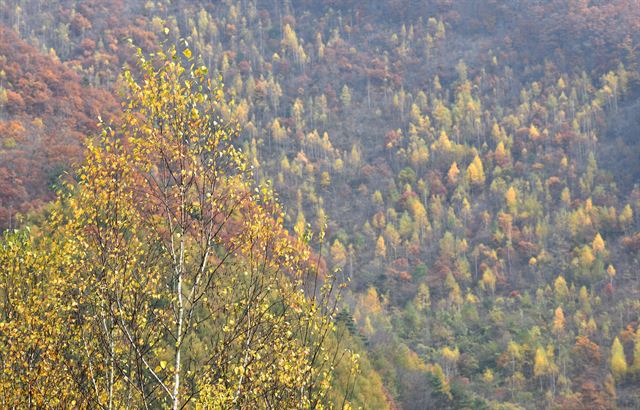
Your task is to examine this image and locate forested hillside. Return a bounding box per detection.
[1,1,640,408]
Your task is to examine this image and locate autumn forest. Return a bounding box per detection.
[1,1,640,409]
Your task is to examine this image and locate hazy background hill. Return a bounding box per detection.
[1,1,640,408]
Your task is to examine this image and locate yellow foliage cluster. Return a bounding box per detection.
[611,337,627,380]
[466,155,485,186]
[447,161,460,184]
[0,47,355,409]
[552,306,565,334]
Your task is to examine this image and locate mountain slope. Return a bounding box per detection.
[1,1,640,408]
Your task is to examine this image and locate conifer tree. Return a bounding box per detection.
[611,337,628,381]
[552,306,565,335]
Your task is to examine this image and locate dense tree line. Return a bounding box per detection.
[1,0,640,408]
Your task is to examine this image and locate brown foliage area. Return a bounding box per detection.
[0,27,117,228]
